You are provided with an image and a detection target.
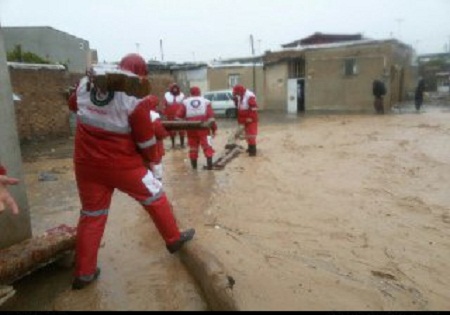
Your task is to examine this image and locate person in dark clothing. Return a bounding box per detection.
[372,79,387,114]
[415,78,425,111]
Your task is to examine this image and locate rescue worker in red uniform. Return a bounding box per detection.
[0,163,20,214]
[68,53,195,290]
[232,84,258,156]
[177,86,217,170]
[162,83,186,149]
[142,95,169,181]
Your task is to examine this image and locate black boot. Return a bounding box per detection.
[249,144,257,156]
[72,267,101,290]
[190,159,197,170]
[180,136,185,148]
[166,228,196,254]
[206,157,213,170]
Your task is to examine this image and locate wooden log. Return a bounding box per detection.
[202,125,245,170]
[161,120,213,131]
[0,224,76,285]
[179,242,239,311]
[212,146,245,170]
[90,67,151,98]
[0,285,15,306]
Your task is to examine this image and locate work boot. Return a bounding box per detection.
[166,228,196,254]
[249,144,257,157]
[206,157,213,170]
[190,159,197,170]
[72,267,101,290]
[180,136,185,148]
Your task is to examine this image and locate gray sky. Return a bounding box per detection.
[1,0,449,63]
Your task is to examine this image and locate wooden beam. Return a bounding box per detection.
[179,242,239,311]
[0,224,76,285]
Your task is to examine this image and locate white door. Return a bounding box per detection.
[287,79,298,114]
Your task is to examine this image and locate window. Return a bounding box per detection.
[288,59,305,78]
[344,58,358,76]
[204,94,214,101]
[228,74,240,88]
[216,93,229,101]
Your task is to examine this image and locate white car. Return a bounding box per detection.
[203,90,237,118]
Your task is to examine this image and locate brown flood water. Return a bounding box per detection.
[2,103,450,310]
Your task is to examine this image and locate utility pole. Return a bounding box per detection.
[250,34,256,92]
[160,39,164,62]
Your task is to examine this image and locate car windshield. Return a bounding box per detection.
[216,93,229,101]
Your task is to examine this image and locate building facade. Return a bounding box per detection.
[264,38,416,113]
[3,26,92,73]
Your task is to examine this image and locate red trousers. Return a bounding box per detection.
[73,163,181,278]
[187,129,214,160]
[240,121,258,145]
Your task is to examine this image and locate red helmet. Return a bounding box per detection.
[232,84,245,97]
[119,53,148,76]
[190,86,201,96]
[169,83,180,96]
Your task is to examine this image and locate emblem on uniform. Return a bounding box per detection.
[190,100,201,108]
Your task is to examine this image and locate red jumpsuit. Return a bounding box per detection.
[68,77,182,280]
[142,95,169,180]
[234,88,258,147]
[163,91,186,147]
[177,95,217,162]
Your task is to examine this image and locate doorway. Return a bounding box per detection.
[287,78,305,114]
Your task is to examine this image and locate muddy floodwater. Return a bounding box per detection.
[2,103,450,310]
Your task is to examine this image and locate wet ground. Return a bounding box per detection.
[1,117,238,311]
[2,102,450,310]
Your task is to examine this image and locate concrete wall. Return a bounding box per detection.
[305,43,392,112]
[263,41,415,113]
[207,66,265,109]
[173,67,208,95]
[0,26,32,249]
[3,26,90,73]
[263,63,288,111]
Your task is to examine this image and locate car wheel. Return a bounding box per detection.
[226,108,237,118]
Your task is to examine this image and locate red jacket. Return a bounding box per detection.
[163,91,185,120]
[236,89,258,125]
[68,77,161,169]
[177,96,217,134]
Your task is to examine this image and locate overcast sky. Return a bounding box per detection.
[1,0,449,63]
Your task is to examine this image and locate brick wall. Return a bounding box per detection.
[9,66,82,142]
[9,66,174,142]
